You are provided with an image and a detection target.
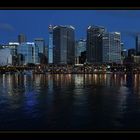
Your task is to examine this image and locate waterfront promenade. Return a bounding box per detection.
[0,64,140,74]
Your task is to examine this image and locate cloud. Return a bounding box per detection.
[0,23,14,32]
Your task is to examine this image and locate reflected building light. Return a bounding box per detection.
[67,74,72,83]
[114,74,117,82]
[7,75,12,94]
[104,74,107,80]
[24,75,27,87]
[124,74,127,84]
[48,76,53,92]
[114,74,116,77]
[2,74,6,88]
[134,74,138,91]
[94,74,97,84]
[15,75,19,85]
[120,76,123,86]
[75,75,84,86]
[103,74,107,85]
[117,86,128,113]
[34,75,41,86]
[56,74,59,81]
[106,74,111,86]
[68,74,71,78]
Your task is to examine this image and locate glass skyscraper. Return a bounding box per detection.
[75,39,86,64]
[0,48,11,66]
[87,25,106,64]
[53,25,75,65]
[35,38,46,64]
[102,32,121,64]
[0,44,19,65]
[18,33,26,44]
[17,42,39,65]
[136,35,140,55]
[48,25,53,64]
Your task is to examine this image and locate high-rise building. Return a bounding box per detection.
[121,42,124,50]
[48,25,53,64]
[136,35,140,55]
[45,45,48,63]
[17,42,39,65]
[75,39,86,64]
[35,38,47,64]
[87,25,106,64]
[121,49,127,57]
[120,42,127,63]
[102,32,121,64]
[123,48,137,64]
[133,56,140,64]
[0,44,19,65]
[53,25,75,65]
[0,48,11,66]
[18,34,26,44]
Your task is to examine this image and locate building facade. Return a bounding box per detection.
[136,35,140,55]
[133,56,140,64]
[35,38,47,64]
[102,32,121,64]
[17,42,39,65]
[18,34,26,44]
[75,39,86,64]
[0,48,11,66]
[87,25,106,64]
[0,44,19,65]
[48,25,53,64]
[53,25,75,65]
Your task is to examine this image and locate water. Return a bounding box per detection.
[0,73,140,130]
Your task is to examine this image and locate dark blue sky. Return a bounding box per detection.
[0,10,140,49]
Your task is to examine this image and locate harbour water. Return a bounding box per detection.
[0,73,140,130]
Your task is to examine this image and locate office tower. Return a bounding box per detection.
[102,32,121,64]
[80,51,86,64]
[87,25,106,64]
[133,56,140,64]
[75,39,86,64]
[45,45,48,64]
[0,44,19,65]
[17,42,39,65]
[8,42,20,65]
[122,49,127,57]
[0,47,11,66]
[121,42,124,50]
[53,25,75,65]
[48,25,53,64]
[35,38,47,64]
[18,33,26,44]
[8,42,19,56]
[121,43,127,61]
[136,35,140,55]
[121,49,127,58]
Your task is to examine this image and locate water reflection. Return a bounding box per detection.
[0,73,140,130]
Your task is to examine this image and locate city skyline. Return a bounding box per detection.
[0,10,140,49]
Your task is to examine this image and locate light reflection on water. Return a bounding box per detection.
[0,73,140,130]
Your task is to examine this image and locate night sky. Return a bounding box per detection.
[0,10,140,49]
